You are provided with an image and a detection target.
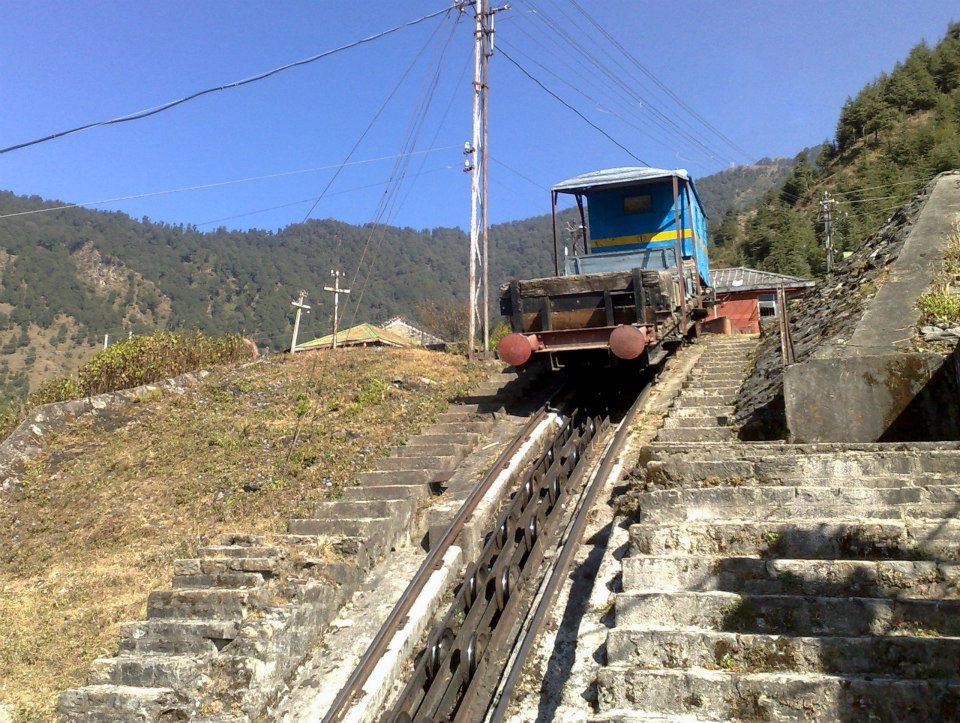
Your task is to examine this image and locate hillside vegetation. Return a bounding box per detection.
[0,191,561,402]
[714,22,960,276]
[0,347,483,721]
[0,155,790,404]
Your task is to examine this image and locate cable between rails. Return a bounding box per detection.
[489,373,657,721]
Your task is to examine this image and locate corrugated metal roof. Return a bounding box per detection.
[711,267,815,293]
[552,166,690,193]
[297,323,413,350]
[382,316,446,346]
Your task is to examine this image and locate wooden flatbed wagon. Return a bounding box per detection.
[497,167,713,369]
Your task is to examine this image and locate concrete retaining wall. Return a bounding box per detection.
[783,171,960,443]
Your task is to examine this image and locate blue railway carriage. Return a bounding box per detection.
[498,167,714,369]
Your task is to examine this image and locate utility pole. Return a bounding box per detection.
[819,192,835,273]
[103,333,109,350]
[289,290,310,354]
[465,0,509,360]
[323,270,351,350]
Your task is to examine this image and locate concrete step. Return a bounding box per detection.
[88,652,210,688]
[645,448,960,481]
[118,619,238,655]
[606,627,960,678]
[628,519,960,561]
[175,556,280,575]
[198,544,282,559]
[340,484,430,502]
[622,555,960,599]
[682,380,741,391]
[632,485,960,523]
[355,470,435,486]
[146,588,260,621]
[286,516,392,538]
[655,427,736,443]
[433,409,494,424]
[422,420,494,435]
[662,415,730,429]
[668,405,734,419]
[375,455,456,472]
[595,667,960,720]
[671,394,737,408]
[171,571,265,589]
[309,498,415,521]
[58,684,194,722]
[588,712,720,722]
[646,470,958,491]
[405,432,482,447]
[615,590,960,636]
[391,443,466,459]
[444,401,503,414]
[676,387,738,398]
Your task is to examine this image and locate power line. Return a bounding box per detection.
[497,46,647,165]
[195,166,450,228]
[346,12,461,331]
[0,146,459,220]
[497,36,700,169]
[566,0,754,163]
[515,0,736,167]
[0,5,456,155]
[490,155,548,192]
[830,177,929,196]
[299,9,452,226]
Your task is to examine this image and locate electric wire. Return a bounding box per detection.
[497,46,647,164]
[515,0,736,167]
[298,9,451,227]
[504,9,724,169]
[566,0,754,163]
[0,146,459,221]
[496,36,699,169]
[490,155,548,192]
[0,5,457,155]
[344,11,461,333]
[195,166,450,228]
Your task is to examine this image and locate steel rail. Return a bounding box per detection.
[488,372,656,721]
[322,389,563,723]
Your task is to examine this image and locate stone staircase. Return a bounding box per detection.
[598,420,960,720]
[59,368,542,721]
[655,335,757,444]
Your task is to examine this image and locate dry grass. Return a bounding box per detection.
[0,347,485,721]
[917,218,960,325]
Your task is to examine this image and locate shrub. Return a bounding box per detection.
[27,331,256,406]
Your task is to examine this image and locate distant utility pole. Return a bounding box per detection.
[289,290,310,354]
[324,270,351,350]
[465,0,509,360]
[819,192,835,273]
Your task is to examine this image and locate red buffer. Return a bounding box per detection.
[498,332,538,367]
[609,325,647,361]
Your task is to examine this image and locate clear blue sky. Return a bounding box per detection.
[0,1,956,232]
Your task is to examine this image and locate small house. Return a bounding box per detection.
[709,267,815,334]
[381,316,446,348]
[296,323,413,351]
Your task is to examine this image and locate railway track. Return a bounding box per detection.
[322,369,656,723]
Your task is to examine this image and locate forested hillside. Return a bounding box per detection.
[714,22,960,275]
[695,156,798,221]
[0,192,563,401]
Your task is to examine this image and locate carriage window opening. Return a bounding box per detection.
[758,293,777,318]
[623,195,651,214]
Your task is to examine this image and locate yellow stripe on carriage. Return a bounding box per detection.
[590,227,694,249]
